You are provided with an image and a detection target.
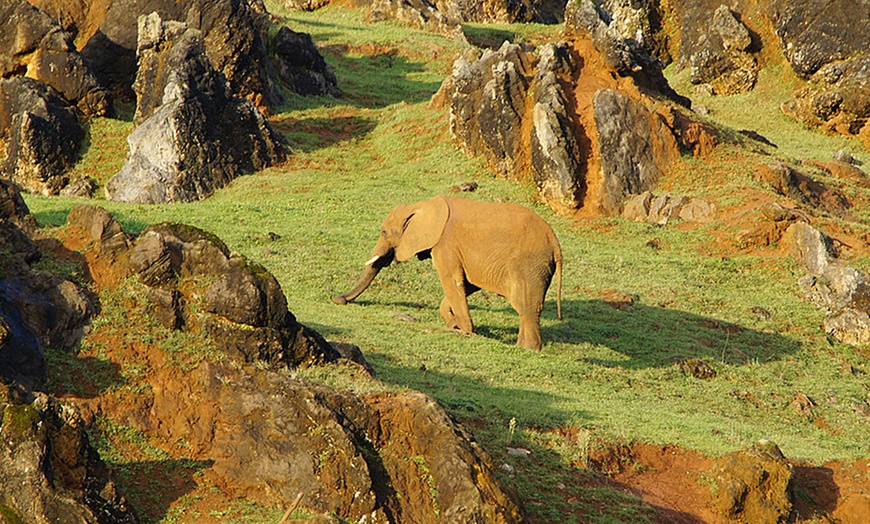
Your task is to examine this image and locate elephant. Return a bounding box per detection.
[333,195,562,350]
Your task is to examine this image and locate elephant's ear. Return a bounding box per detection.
[395,196,449,262]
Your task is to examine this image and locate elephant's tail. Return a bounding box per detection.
[552,230,563,321]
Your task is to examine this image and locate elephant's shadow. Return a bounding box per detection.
[474,298,800,369]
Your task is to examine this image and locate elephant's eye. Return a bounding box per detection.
[380,230,386,236]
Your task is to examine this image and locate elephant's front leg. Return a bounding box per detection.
[436,277,473,334]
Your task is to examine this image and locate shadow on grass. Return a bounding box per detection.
[272,114,377,153]
[550,299,800,368]
[470,298,801,368]
[110,458,214,523]
[320,45,444,108]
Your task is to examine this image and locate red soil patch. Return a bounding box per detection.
[589,441,870,523]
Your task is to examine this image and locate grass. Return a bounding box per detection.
[21,2,870,522]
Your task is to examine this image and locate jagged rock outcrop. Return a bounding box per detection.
[440,42,584,212]
[784,221,870,345]
[769,0,870,141]
[78,0,309,109]
[0,181,95,391]
[367,0,567,33]
[105,14,289,204]
[0,77,85,196]
[686,5,758,95]
[593,89,679,215]
[0,0,111,117]
[711,440,792,523]
[130,363,528,522]
[564,0,688,105]
[272,25,340,96]
[0,385,138,523]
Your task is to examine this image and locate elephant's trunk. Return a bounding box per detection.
[333,252,394,304]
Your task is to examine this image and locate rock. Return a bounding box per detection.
[0,77,85,196]
[565,0,689,105]
[284,0,332,10]
[69,212,340,369]
[623,191,715,224]
[368,0,566,31]
[755,162,852,219]
[711,440,792,523]
[768,0,869,77]
[78,0,282,109]
[687,5,758,95]
[770,0,870,138]
[807,159,870,188]
[330,341,376,375]
[0,0,112,116]
[529,42,585,212]
[368,0,464,36]
[66,203,130,253]
[80,0,187,102]
[59,175,97,198]
[271,25,339,96]
[0,191,97,391]
[0,387,137,522]
[105,15,289,204]
[594,89,679,215]
[141,363,527,522]
[447,43,533,179]
[784,222,834,277]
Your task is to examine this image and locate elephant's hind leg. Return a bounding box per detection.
[510,285,544,351]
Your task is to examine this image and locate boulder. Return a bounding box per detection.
[769,0,870,139]
[529,42,585,212]
[767,0,869,77]
[0,190,95,392]
[0,0,111,117]
[367,0,567,31]
[271,25,340,96]
[0,386,137,523]
[711,440,793,523]
[66,207,342,369]
[687,5,758,95]
[141,362,528,522]
[593,89,679,215]
[79,0,283,109]
[754,161,852,220]
[784,221,870,345]
[0,77,85,196]
[564,0,688,105]
[105,14,289,204]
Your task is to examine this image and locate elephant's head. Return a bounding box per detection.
[333,196,449,304]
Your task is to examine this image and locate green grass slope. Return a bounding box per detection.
[23,3,870,522]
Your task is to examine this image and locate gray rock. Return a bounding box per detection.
[594,89,677,215]
[0,389,137,523]
[272,25,340,97]
[785,222,833,276]
[529,42,584,213]
[0,0,111,116]
[105,15,289,204]
[687,5,758,95]
[0,77,84,196]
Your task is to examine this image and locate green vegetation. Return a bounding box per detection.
[22,2,870,522]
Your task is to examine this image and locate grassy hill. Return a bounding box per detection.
[24,2,870,522]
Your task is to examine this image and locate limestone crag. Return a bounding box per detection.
[105,14,289,204]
